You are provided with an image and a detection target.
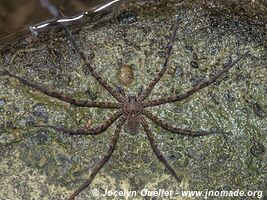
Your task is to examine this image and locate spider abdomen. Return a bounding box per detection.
[127,115,140,135]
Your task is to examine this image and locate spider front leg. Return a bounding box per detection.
[116,85,126,97]
[62,27,126,103]
[137,85,144,97]
[138,15,179,101]
[67,116,126,200]
[143,52,249,107]
[2,70,121,109]
[141,116,182,183]
[142,110,228,136]
[37,110,123,135]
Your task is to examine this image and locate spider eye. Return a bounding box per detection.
[127,94,136,101]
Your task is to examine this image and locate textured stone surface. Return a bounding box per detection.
[0,1,266,199]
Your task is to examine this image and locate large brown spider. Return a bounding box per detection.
[1,16,248,200]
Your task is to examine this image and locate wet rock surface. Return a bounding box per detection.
[0,0,266,199]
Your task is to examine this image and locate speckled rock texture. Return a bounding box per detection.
[0,0,266,199]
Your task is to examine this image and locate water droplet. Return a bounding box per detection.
[33,103,48,120]
[186,147,205,161]
[251,102,266,118]
[251,141,265,157]
[184,45,193,53]
[236,74,246,82]
[141,155,150,163]
[118,11,137,24]
[217,153,229,163]
[224,92,235,102]
[190,60,199,69]
[174,64,184,77]
[193,52,198,60]
[86,89,98,101]
[35,129,51,145]
[0,99,5,107]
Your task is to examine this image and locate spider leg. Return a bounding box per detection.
[36,110,123,135]
[116,85,126,97]
[2,71,121,109]
[143,52,249,107]
[142,110,229,136]
[67,116,126,200]
[138,15,179,101]
[137,85,144,97]
[141,116,182,183]
[62,26,126,103]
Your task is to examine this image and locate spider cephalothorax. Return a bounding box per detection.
[123,94,143,115]
[1,15,249,200]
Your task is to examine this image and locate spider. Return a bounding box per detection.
[1,16,248,200]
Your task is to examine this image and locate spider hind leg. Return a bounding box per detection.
[141,116,182,183]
